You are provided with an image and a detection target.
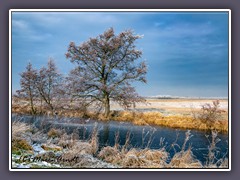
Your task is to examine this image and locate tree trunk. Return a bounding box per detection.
[46,100,54,115]
[104,95,110,118]
[40,97,43,114]
[48,103,54,115]
[29,96,36,115]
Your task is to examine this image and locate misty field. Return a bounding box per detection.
[111,98,228,114]
[110,98,228,132]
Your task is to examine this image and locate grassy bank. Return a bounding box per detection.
[12,103,228,133]
[110,111,228,133]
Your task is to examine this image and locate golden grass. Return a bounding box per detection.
[168,148,202,168]
[98,146,124,164]
[112,111,228,133]
[98,146,204,168]
[98,145,169,168]
[12,121,33,155]
[57,132,76,148]
[41,144,62,151]
[47,128,63,138]
[61,141,94,159]
[12,138,33,154]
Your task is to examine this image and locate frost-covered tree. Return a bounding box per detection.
[17,62,38,114]
[34,59,62,113]
[66,28,147,117]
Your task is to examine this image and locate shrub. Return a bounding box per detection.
[196,100,224,129]
[204,130,228,168]
[168,147,202,168]
[98,146,123,164]
[168,130,202,168]
[12,138,33,154]
[47,128,63,138]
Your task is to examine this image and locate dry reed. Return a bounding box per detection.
[12,121,31,139]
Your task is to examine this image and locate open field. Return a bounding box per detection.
[110,99,228,132]
[111,98,228,115]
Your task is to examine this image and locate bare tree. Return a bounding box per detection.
[34,59,62,114]
[66,28,147,117]
[16,62,38,114]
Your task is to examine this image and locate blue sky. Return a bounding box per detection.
[11,11,229,97]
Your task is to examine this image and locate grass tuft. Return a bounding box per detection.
[12,138,33,154]
[12,121,31,139]
[47,128,63,138]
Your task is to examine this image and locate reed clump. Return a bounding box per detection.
[47,128,63,138]
[12,121,33,154]
[98,146,124,164]
[12,121,31,139]
[168,147,203,168]
[12,138,33,154]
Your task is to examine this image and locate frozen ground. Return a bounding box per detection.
[110,99,228,111]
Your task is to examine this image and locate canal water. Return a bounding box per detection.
[12,114,229,164]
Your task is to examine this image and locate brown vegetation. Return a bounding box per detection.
[41,144,62,151]
[12,138,33,154]
[12,121,33,154]
[111,111,228,133]
[12,100,228,133]
[47,128,63,138]
[12,121,31,139]
[192,100,227,129]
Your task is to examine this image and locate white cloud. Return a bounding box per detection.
[154,22,165,27]
[12,19,53,42]
[12,20,29,30]
[28,12,119,27]
[32,13,62,24]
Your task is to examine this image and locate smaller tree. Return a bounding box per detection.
[17,62,38,114]
[34,59,62,114]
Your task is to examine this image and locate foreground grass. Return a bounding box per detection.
[11,121,228,169]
